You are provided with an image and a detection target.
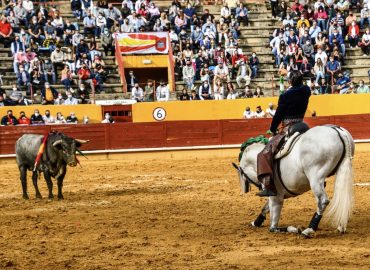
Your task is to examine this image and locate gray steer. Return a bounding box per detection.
[15,132,88,199]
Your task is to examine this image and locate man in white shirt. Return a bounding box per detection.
[254,106,266,118]
[156,81,170,102]
[131,83,144,102]
[213,62,229,83]
[265,103,276,118]
[236,60,252,88]
[243,106,254,119]
[43,110,55,124]
[64,91,79,105]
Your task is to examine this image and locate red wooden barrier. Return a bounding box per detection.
[1,114,369,155]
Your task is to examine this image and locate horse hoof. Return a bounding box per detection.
[301,228,315,238]
[23,195,29,200]
[58,196,64,200]
[48,195,54,200]
[337,226,346,234]
[287,226,298,234]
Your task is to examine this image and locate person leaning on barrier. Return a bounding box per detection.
[256,70,311,197]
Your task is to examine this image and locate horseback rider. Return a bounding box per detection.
[256,70,311,197]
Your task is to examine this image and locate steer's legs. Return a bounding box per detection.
[20,166,29,199]
[56,169,66,200]
[32,171,42,199]
[269,195,284,232]
[302,177,329,238]
[43,171,54,199]
[251,200,269,227]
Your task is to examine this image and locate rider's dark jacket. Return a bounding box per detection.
[270,85,311,133]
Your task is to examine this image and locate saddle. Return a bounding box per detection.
[274,122,310,160]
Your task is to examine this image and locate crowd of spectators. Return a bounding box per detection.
[0,108,84,125]
[269,0,370,94]
[0,0,368,108]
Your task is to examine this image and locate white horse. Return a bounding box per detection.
[234,125,355,238]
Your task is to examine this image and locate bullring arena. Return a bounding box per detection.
[0,145,369,269]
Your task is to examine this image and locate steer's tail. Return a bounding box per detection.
[326,128,355,232]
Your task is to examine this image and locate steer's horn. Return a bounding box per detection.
[75,139,89,144]
[53,140,63,147]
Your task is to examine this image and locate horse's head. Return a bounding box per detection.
[232,162,250,195]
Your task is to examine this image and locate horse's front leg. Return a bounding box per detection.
[268,195,285,232]
[251,200,269,227]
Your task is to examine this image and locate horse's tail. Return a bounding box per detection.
[326,128,355,232]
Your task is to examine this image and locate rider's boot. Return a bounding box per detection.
[256,175,277,197]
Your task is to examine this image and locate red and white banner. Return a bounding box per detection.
[116,32,169,54]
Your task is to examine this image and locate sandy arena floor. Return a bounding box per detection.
[0,150,369,270]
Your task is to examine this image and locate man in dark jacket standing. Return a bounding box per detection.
[256,71,311,197]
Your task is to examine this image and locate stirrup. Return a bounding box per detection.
[256,189,277,197]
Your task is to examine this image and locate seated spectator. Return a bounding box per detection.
[265,103,276,118]
[8,85,26,106]
[236,60,251,88]
[11,35,25,56]
[213,61,229,84]
[198,80,212,100]
[61,65,73,90]
[213,79,224,100]
[17,65,31,94]
[326,56,341,84]
[253,87,264,98]
[64,91,79,105]
[41,82,58,105]
[242,106,254,119]
[360,7,370,30]
[300,57,313,77]
[0,17,13,48]
[55,112,66,123]
[335,72,351,94]
[189,89,200,100]
[131,83,144,102]
[78,63,95,93]
[30,109,44,124]
[241,85,253,98]
[66,112,78,123]
[226,81,237,99]
[156,80,170,101]
[43,110,55,124]
[235,3,248,26]
[144,81,154,102]
[249,52,259,79]
[101,113,115,123]
[314,58,326,85]
[77,84,90,104]
[254,106,265,118]
[101,28,115,56]
[356,80,370,93]
[1,110,18,125]
[43,59,56,84]
[319,77,331,94]
[182,60,195,89]
[18,111,31,125]
[13,48,28,74]
[179,88,190,100]
[92,64,107,93]
[96,13,107,38]
[360,28,370,56]
[347,21,360,48]
[76,39,89,61]
[51,46,65,77]
[63,20,76,46]
[314,6,328,32]
[54,93,65,105]
[83,11,96,36]
[329,28,346,57]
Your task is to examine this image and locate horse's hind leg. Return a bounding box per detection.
[251,200,269,227]
[302,178,329,238]
[32,171,42,199]
[20,166,29,199]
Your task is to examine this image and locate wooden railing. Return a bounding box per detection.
[114,36,127,93]
[1,114,369,155]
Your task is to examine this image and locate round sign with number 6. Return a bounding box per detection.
[153,107,166,121]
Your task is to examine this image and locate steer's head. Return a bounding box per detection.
[53,136,89,167]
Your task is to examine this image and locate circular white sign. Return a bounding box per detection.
[153,107,166,121]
